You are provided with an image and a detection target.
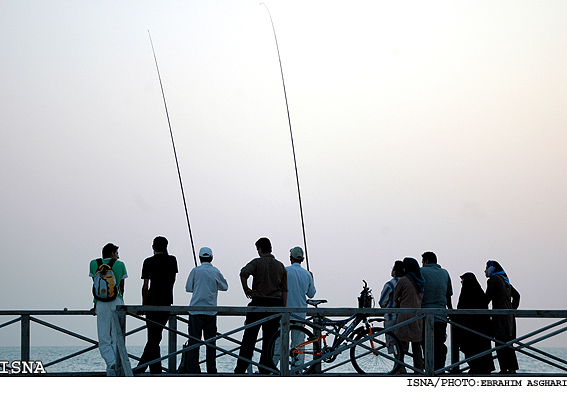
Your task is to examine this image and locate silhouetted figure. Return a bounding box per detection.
[394,257,425,372]
[379,260,404,354]
[485,260,520,374]
[453,272,495,374]
[420,251,453,371]
[285,246,316,367]
[185,247,228,374]
[234,238,288,374]
[89,243,128,376]
[136,237,178,374]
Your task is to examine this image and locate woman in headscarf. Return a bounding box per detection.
[485,260,520,374]
[393,257,425,372]
[453,272,495,374]
[379,260,405,354]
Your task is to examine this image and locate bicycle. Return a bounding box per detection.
[267,280,404,375]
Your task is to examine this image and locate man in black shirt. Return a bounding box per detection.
[135,236,178,374]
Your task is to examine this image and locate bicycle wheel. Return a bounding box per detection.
[350,326,404,374]
[268,324,318,375]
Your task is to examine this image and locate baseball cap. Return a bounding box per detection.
[290,246,304,261]
[199,247,213,258]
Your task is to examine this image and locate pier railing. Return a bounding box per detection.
[1,307,566,376]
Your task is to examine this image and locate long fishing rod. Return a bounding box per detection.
[261,4,310,271]
[148,30,198,267]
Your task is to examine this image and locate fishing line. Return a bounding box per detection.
[148,30,197,267]
[261,4,310,271]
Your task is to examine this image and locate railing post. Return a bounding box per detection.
[424,313,434,376]
[168,314,177,373]
[450,322,460,373]
[112,309,133,376]
[21,314,30,362]
[313,315,322,373]
[279,311,290,376]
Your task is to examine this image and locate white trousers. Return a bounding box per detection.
[95,297,124,370]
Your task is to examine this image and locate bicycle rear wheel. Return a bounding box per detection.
[268,324,318,375]
[350,326,404,374]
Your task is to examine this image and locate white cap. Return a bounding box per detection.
[199,247,213,258]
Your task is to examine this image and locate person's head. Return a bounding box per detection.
[102,243,119,259]
[392,260,405,277]
[289,246,304,264]
[199,247,213,263]
[485,260,503,278]
[152,236,168,254]
[421,251,437,266]
[460,272,479,286]
[255,237,272,255]
[403,257,421,275]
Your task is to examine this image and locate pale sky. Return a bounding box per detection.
[1,0,567,347]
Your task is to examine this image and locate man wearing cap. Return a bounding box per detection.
[185,247,228,374]
[234,237,288,374]
[286,246,316,320]
[286,246,316,368]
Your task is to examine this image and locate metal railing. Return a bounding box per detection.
[1,307,567,376]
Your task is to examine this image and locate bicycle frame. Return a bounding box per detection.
[296,313,373,358]
[273,281,401,375]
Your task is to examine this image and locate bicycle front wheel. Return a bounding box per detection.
[268,324,318,375]
[350,326,404,374]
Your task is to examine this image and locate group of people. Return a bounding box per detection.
[378,253,521,374]
[89,236,315,376]
[89,240,520,376]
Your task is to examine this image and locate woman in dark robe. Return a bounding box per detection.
[485,260,520,374]
[453,272,495,374]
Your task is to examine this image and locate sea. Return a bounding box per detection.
[1,345,567,375]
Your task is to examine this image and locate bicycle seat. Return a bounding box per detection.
[307,299,327,307]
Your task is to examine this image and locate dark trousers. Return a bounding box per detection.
[234,298,283,374]
[422,321,448,371]
[494,334,519,372]
[188,314,218,374]
[138,311,169,373]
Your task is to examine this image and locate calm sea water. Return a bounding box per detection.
[1,346,566,374]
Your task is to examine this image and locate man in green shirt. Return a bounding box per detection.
[89,243,128,376]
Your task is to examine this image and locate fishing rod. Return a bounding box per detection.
[148,30,198,267]
[261,4,310,271]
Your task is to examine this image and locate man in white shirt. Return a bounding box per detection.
[286,246,316,319]
[185,247,228,374]
[285,246,316,367]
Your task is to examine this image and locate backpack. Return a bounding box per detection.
[92,258,119,302]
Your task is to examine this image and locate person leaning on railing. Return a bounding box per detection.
[485,260,520,374]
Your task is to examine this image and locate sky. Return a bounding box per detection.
[1,0,567,350]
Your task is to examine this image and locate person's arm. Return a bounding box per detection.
[307,276,316,299]
[378,283,393,308]
[240,275,254,298]
[446,274,453,309]
[446,295,453,309]
[282,291,288,307]
[218,273,229,291]
[91,276,97,314]
[141,279,149,305]
[393,280,402,307]
[485,278,494,305]
[185,269,194,293]
[511,285,520,309]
